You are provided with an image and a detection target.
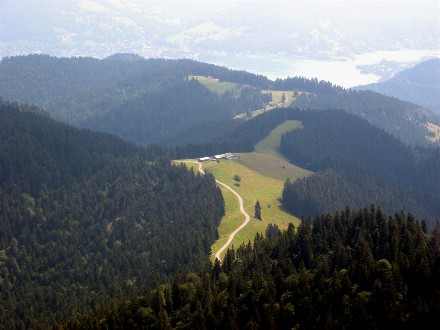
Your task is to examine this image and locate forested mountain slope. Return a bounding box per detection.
[291,84,439,146]
[279,110,440,227]
[0,54,270,124]
[80,78,247,146]
[355,58,440,115]
[171,107,439,229]
[0,54,269,145]
[1,54,438,147]
[63,207,440,329]
[0,101,224,329]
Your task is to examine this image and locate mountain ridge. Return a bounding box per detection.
[1,54,439,148]
[355,58,440,115]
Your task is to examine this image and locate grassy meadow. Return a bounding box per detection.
[176,120,311,260]
[188,75,244,96]
[254,120,302,155]
[203,160,302,260]
[262,90,295,107]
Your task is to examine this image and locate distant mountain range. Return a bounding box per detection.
[1,54,439,147]
[355,58,440,115]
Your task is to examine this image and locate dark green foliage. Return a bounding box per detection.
[254,200,262,220]
[279,110,440,228]
[273,76,343,94]
[292,87,440,146]
[0,102,225,328]
[175,106,306,158]
[62,208,440,329]
[233,175,241,182]
[80,78,235,146]
[0,55,270,146]
[2,54,436,148]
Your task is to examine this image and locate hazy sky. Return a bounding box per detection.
[1,0,439,85]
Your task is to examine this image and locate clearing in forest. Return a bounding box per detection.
[188,75,245,96]
[179,119,311,260]
[261,90,295,107]
[239,120,312,181]
[204,160,303,261]
[426,122,440,143]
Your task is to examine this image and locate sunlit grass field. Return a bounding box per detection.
[176,120,311,260]
[262,90,295,107]
[188,75,244,96]
[203,160,301,260]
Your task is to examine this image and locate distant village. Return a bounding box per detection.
[198,152,239,162]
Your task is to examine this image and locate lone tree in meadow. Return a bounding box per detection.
[254,200,262,220]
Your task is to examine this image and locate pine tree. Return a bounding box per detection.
[254,201,262,220]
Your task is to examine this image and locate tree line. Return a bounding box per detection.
[279,110,440,229]
[60,206,440,329]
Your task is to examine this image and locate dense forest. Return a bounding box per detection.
[2,54,440,328]
[158,105,440,231]
[167,106,440,229]
[0,101,225,329]
[1,54,438,147]
[279,110,440,228]
[61,207,440,329]
[292,88,438,146]
[0,55,270,146]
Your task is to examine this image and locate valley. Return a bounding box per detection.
[1,0,440,326]
[0,54,439,329]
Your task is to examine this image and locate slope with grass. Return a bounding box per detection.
[180,119,311,260]
[262,90,295,107]
[239,120,312,181]
[203,160,301,260]
[188,75,245,96]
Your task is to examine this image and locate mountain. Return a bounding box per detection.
[279,110,440,228]
[355,58,440,115]
[63,207,440,329]
[0,100,224,328]
[0,54,269,145]
[171,106,440,228]
[287,77,440,146]
[2,54,438,148]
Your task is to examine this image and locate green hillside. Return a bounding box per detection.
[238,120,311,181]
[0,101,224,328]
[64,208,440,329]
[0,55,269,146]
[180,119,311,260]
[1,55,437,147]
[204,160,302,261]
[279,110,440,227]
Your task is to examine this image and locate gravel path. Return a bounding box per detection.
[196,162,250,261]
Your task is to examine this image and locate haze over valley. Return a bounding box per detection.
[2,0,439,86]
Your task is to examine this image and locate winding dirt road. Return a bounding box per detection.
[196,162,250,261]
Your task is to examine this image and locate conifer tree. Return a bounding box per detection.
[254,200,262,220]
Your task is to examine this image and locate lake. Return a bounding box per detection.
[202,49,440,88]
